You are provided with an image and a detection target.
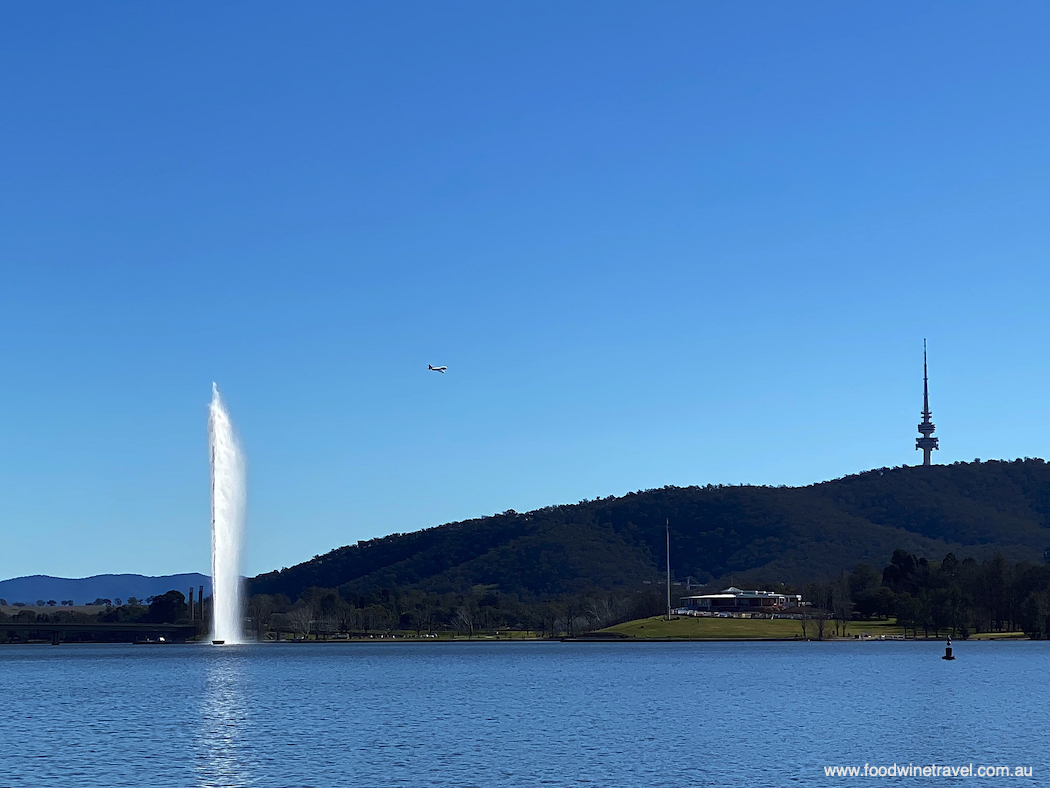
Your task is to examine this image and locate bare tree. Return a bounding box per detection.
[806,582,831,640]
[588,596,616,629]
[833,573,852,637]
[421,605,437,636]
[288,605,313,640]
[317,613,338,640]
[411,600,434,638]
[339,607,357,637]
[537,602,558,638]
[479,605,502,635]
[247,594,274,641]
[563,597,586,637]
[363,604,391,634]
[313,592,343,641]
[456,605,476,639]
[815,608,828,640]
[269,612,290,641]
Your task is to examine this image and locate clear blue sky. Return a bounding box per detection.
[1,2,1047,581]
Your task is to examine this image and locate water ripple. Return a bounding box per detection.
[0,640,1045,787]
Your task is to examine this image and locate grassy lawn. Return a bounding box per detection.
[968,630,1028,640]
[600,615,908,640]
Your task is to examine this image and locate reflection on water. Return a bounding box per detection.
[3,641,1050,787]
[195,648,254,788]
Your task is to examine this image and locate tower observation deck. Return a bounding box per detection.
[916,339,939,466]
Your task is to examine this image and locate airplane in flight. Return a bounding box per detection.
[428,364,447,373]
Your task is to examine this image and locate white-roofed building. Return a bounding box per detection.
[678,586,802,613]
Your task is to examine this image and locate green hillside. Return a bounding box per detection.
[248,459,1050,601]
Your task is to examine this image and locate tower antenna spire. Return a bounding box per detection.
[916,339,939,465]
[923,339,930,418]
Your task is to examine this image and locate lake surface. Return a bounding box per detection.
[1,640,1045,786]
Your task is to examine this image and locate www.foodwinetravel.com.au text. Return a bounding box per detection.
[823,764,1033,779]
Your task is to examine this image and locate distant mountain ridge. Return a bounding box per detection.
[249,459,1050,601]
[0,574,211,605]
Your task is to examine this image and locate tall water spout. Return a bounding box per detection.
[209,383,246,644]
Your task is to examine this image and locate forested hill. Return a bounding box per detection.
[248,459,1050,602]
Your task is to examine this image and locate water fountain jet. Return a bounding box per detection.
[209,383,246,645]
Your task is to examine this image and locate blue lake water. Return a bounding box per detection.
[1,640,1045,787]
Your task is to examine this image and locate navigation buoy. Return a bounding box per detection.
[942,637,955,660]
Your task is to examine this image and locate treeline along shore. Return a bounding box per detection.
[4,550,1050,642]
[239,548,1050,641]
[0,591,205,643]
[5,460,1050,643]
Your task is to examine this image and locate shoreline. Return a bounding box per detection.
[1,633,1035,646]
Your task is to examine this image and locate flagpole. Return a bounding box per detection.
[666,519,671,620]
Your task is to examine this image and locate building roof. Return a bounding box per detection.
[680,587,797,600]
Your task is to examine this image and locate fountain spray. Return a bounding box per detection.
[208,383,246,644]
